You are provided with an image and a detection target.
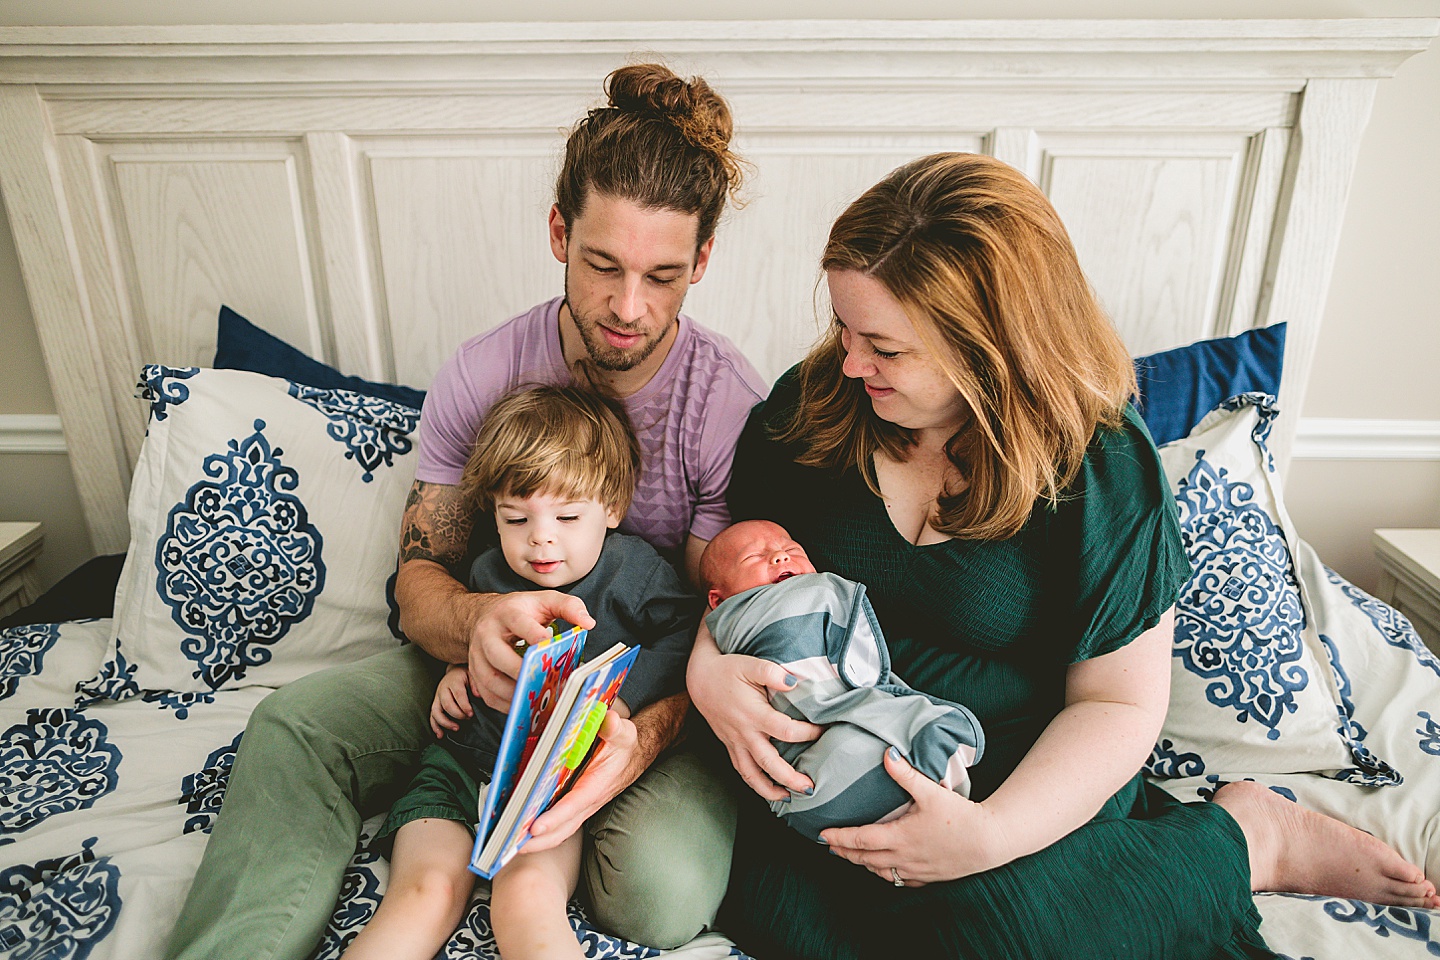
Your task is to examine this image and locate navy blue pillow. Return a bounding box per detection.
[215,304,1280,448]
[214,305,426,410]
[1133,323,1286,447]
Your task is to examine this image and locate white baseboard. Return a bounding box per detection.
[1293,418,1440,461]
[0,414,65,454]
[3,413,1438,460]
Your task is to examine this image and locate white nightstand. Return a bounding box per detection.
[1374,528,1440,655]
[0,522,45,620]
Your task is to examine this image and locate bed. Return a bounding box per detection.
[2,19,1439,960]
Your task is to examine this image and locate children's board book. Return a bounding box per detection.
[469,628,639,879]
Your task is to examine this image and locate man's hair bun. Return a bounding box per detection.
[556,62,745,247]
[607,63,692,116]
[606,63,734,157]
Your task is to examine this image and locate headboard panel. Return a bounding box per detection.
[1,20,1434,553]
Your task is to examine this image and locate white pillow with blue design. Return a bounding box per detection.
[82,365,417,698]
[1148,392,1399,783]
[1146,522,1440,957]
[1207,542,1440,959]
[1294,537,1440,787]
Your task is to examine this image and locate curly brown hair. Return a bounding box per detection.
[555,63,746,249]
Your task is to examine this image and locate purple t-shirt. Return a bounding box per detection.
[416,297,768,553]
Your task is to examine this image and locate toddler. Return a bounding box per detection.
[345,385,696,960]
[701,520,984,841]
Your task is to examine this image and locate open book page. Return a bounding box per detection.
[470,641,640,879]
[473,625,586,853]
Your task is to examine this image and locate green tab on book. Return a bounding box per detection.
[564,701,609,769]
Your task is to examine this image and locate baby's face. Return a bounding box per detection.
[495,490,620,588]
[708,521,817,606]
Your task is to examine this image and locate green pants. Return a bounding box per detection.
[165,645,737,959]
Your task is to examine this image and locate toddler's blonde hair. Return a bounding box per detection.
[460,385,640,518]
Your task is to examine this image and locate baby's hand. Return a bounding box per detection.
[430,663,475,739]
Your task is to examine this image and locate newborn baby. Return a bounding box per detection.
[700,520,984,841]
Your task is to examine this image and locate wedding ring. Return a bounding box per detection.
[891,867,904,887]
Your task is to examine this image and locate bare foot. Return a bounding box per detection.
[1214,780,1440,909]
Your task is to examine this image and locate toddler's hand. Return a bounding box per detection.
[430,663,475,739]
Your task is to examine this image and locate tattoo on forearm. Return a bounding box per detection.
[399,481,475,565]
[431,492,471,549]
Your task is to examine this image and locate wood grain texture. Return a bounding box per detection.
[1259,78,1380,472]
[110,149,323,366]
[52,133,148,465]
[689,132,986,384]
[305,131,383,381]
[0,86,131,553]
[1044,141,1241,355]
[0,21,1432,546]
[1216,126,1289,338]
[0,20,1433,85]
[366,143,561,387]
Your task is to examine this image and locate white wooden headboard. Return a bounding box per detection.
[1,20,1434,554]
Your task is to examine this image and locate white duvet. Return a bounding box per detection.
[4,538,1439,960]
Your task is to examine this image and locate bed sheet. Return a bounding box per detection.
[311,819,750,960]
[1152,539,1440,959]
[7,568,1439,960]
[0,616,265,960]
[0,619,751,960]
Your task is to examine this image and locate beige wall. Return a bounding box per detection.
[1289,29,1440,589]
[0,185,92,589]
[1,0,1438,594]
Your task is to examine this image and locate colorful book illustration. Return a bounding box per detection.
[473,625,587,853]
[469,628,640,880]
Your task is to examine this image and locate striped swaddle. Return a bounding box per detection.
[707,572,984,840]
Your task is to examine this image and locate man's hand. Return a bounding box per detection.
[519,691,686,853]
[464,591,596,711]
[522,708,642,852]
[430,663,474,738]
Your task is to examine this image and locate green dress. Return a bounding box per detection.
[716,369,1273,960]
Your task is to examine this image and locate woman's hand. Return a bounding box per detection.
[825,614,1177,887]
[687,623,823,801]
[820,749,1015,886]
[429,663,474,738]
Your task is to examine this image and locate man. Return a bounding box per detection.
[167,63,767,959]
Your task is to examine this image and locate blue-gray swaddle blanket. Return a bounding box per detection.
[706,572,984,840]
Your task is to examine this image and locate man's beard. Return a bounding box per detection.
[564,271,679,372]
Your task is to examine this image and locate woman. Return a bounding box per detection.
[687,152,1438,959]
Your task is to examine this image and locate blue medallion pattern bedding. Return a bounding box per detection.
[1,363,756,960]
[304,825,750,960]
[0,632,753,960]
[5,327,1439,958]
[0,616,272,959]
[1144,393,1440,958]
[0,709,121,838]
[88,366,419,697]
[0,624,62,701]
[1154,537,1440,957]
